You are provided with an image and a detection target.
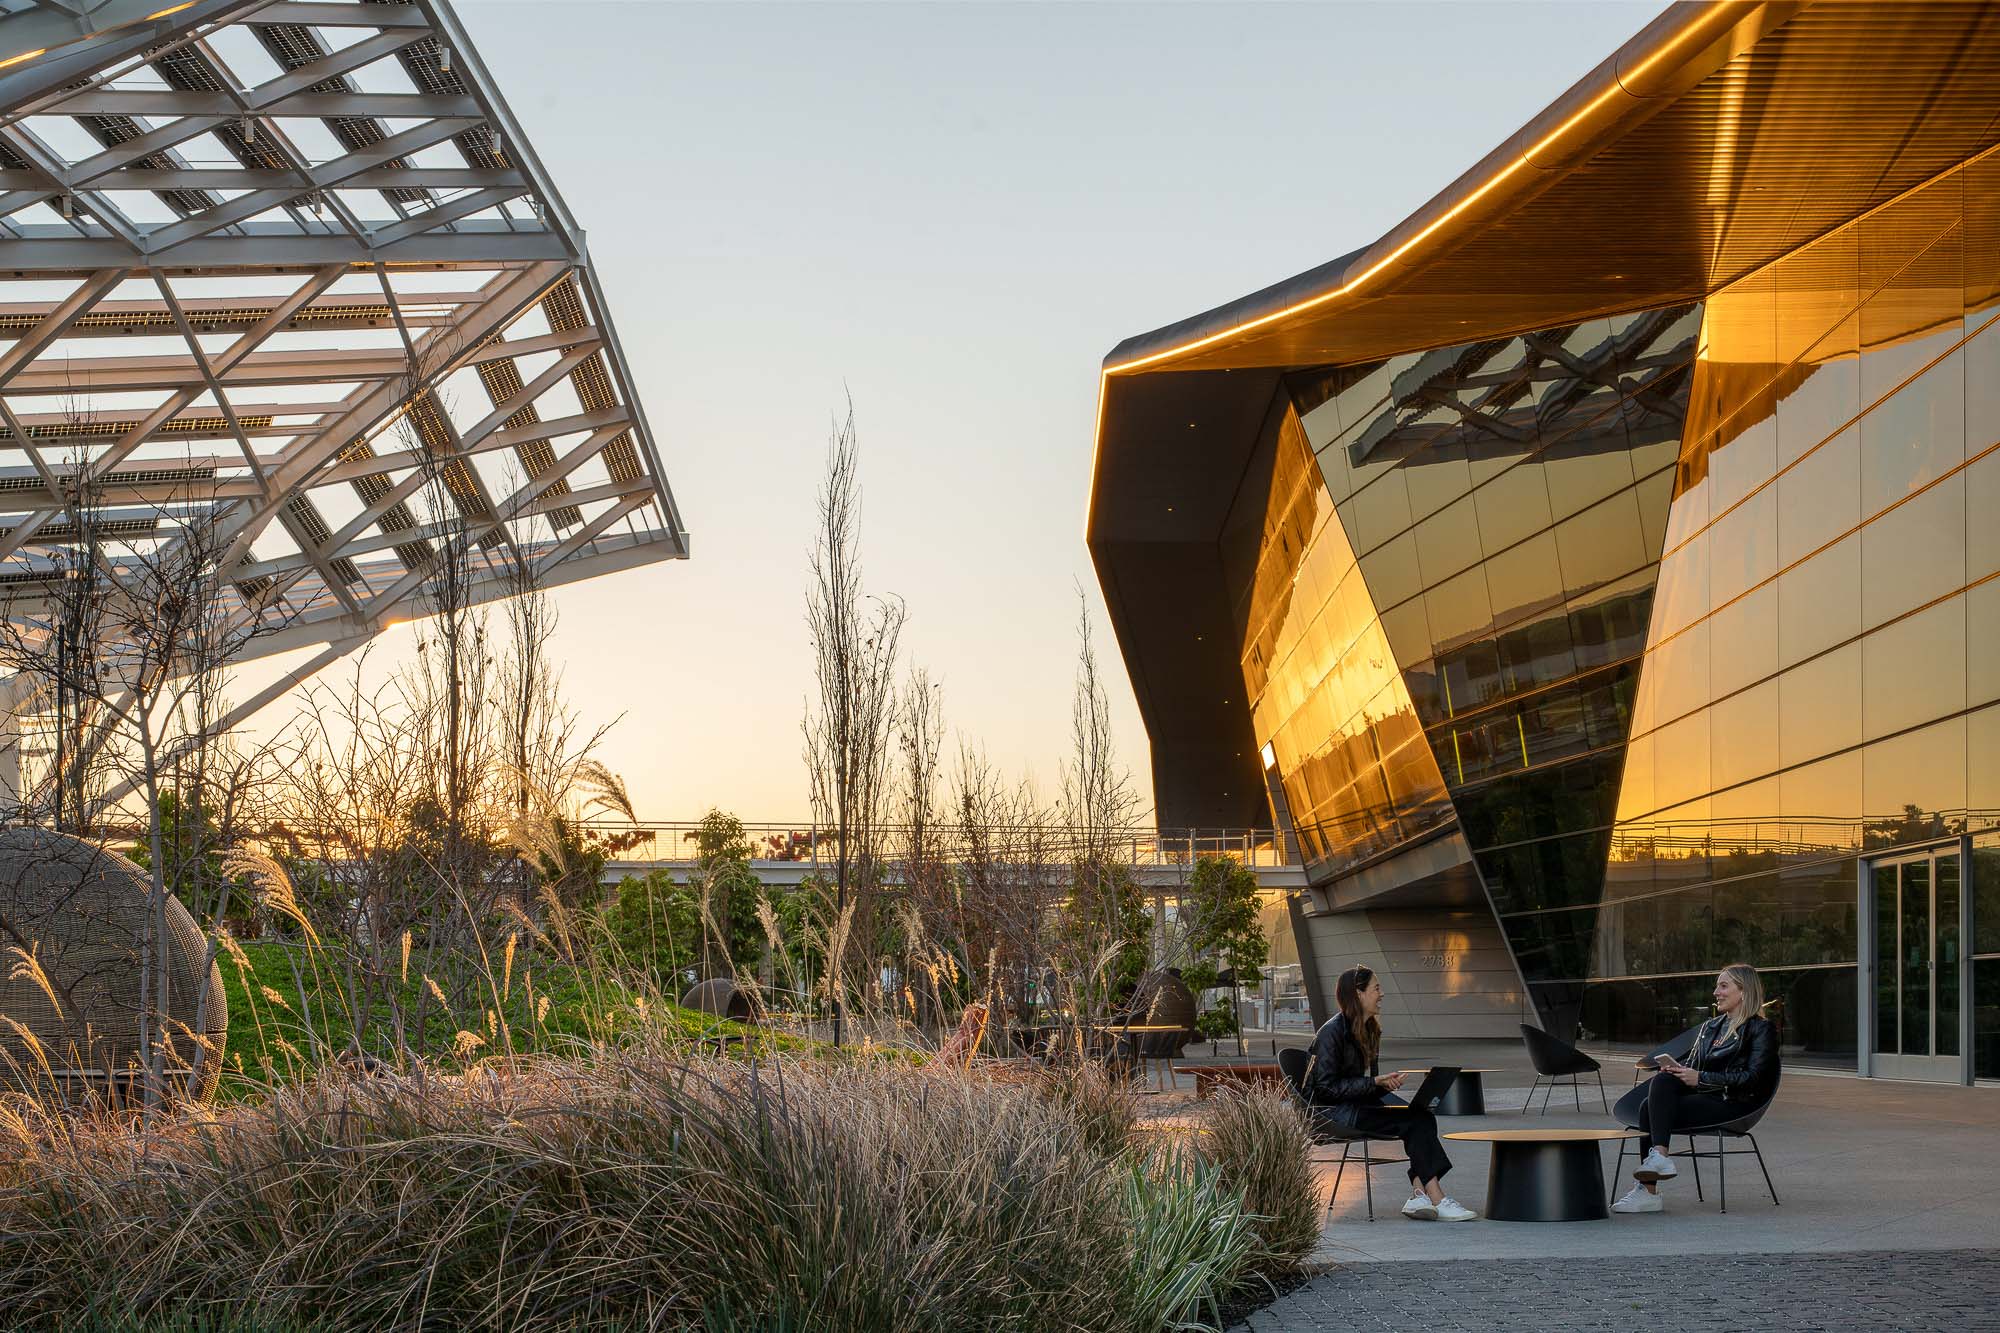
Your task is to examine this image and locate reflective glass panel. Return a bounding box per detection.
[1875,861,1900,1056]
[1778,531,1861,667]
[1975,837,2000,957]
[1710,583,1778,699]
[1861,349,1965,518]
[1777,425,1859,568]
[1901,860,1931,1057]
[1859,472,1965,630]
[1941,854,1961,1059]
[1778,641,1861,769]
[1967,445,2000,584]
[1709,485,1778,608]
[1977,959,2000,1080]
[1863,718,1968,848]
[1861,596,1966,742]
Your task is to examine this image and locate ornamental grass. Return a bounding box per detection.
[1196,1087,1323,1274]
[0,1043,1301,1332]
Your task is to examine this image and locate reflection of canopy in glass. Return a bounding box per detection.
[1346,307,1701,472]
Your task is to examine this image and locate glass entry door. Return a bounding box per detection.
[1870,850,1963,1082]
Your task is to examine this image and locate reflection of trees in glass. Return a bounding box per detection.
[1864,803,1966,851]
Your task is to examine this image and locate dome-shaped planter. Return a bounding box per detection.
[0,827,228,1101]
[680,978,753,1022]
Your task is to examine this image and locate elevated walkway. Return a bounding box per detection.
[595,821,1307,891]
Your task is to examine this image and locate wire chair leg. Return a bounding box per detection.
[1750,1132,1780,1205]
[1362,1139,1376,1222]
[1610,1138,1628,1203]
[1717,1131,1728,1214]
[1330,1141,1351,1215]
[1572,1075,1582,1111]
[1688,1134,1704,1201]
[1596,1070,1609,1115]
[1523,1075,1540,1115]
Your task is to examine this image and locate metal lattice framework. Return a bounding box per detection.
[0,0,687,733]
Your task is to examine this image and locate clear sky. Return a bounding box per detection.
[244,0,1664,823]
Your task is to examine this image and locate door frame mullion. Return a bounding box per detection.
[1861,838,1970,1084]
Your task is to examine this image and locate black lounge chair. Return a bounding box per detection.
[1632,1023,1704,1083]
[1520,1023,1608,1114]
[1608,1065,1782,1212]
[1278,1046,1405,1222]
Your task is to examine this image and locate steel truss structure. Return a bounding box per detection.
[0,0,686,763]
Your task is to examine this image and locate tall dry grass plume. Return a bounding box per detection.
[0,1045,1285,1332]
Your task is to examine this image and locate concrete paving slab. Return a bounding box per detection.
[1306,1040,2000,1262]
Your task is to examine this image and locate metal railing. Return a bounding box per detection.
[586,822,1300,869]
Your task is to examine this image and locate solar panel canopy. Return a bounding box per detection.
[0,0,686,739]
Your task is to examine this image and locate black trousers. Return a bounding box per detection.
[1637,1072,1730,1155]
[1322,1104,1453,1184]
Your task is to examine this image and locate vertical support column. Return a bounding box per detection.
[1288,891,1327,1029]
[0,671,32,821]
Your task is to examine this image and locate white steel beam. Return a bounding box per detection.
[0,0,684,726]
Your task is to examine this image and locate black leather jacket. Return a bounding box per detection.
[1303,1012,1385,1126]
[1684,1014,1780,1101]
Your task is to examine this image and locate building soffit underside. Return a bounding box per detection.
[0,0,688,698]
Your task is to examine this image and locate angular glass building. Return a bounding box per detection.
[1089,1,2000,1080]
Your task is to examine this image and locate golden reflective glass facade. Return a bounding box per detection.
[1277,313,1697,1028]
[1595,146,2000,1063]
[1225,406,1451,872]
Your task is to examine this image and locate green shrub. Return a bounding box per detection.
[598,867,702,985]
[1198,1088,1321,1274]
[1194,996,1238,1042]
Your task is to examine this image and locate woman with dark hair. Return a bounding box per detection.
[1304,964,1476,1222]
[1612,962,1780,1214]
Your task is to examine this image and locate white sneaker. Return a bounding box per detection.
[1433,1196,1478,1222]
[1612,1184,1664,1214]
[1402,1193,1438,1219]
[1633,1148,1678,1182]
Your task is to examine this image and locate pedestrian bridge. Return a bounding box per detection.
[595,822,1307,891]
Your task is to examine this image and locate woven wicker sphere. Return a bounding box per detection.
[0,827,228,1101]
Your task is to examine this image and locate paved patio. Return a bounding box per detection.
[1308,1039,2000,1260]
[1231,1038,2000,1330]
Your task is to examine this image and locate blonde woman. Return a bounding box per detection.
[1613,963,1779,1214]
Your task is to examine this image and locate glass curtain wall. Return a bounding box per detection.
[1597,145,2000,1062]
[1283,308,1701,1032]
[1216,400,1456,868]
[1223,401,1452,875]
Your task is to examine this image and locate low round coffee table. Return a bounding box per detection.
[1396,1067,1502,1115]
[1444,1128,1642,1221]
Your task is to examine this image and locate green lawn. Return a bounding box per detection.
[213,938,782,1094]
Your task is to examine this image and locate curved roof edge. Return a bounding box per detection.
[1100,1,1799,377]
